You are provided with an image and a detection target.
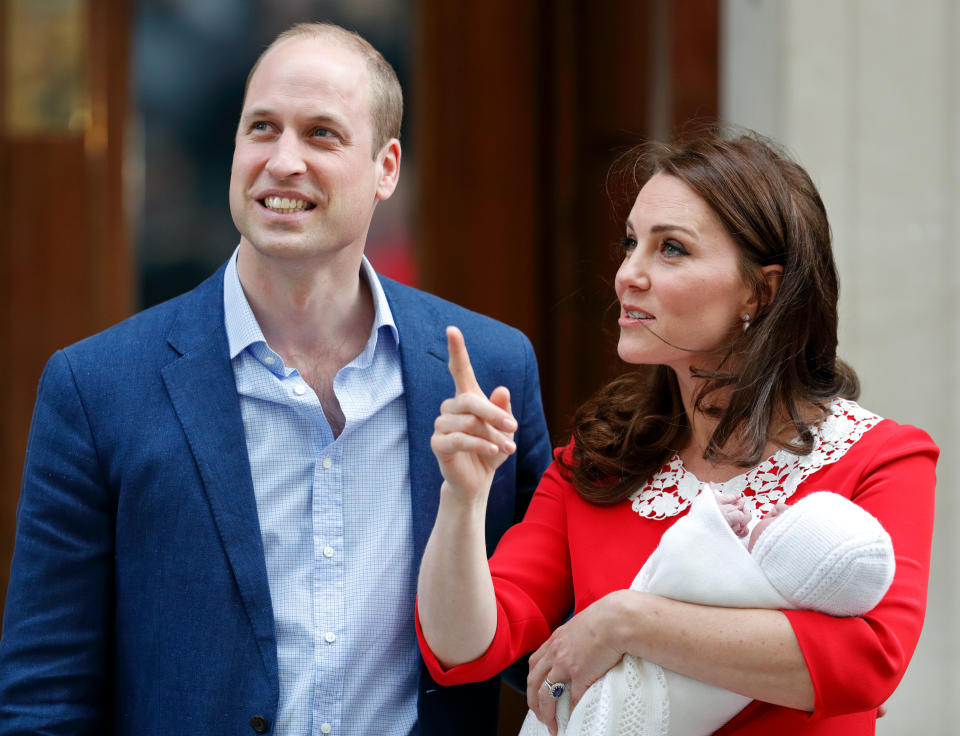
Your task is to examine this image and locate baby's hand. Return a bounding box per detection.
[715,488,751,538]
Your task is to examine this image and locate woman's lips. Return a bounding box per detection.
[619,307,655,327]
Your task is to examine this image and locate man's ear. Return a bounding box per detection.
[375,138,401,201]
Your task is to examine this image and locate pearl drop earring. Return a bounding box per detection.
[742,313,751,332]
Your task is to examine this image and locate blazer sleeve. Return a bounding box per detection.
[511,334,553,521]
[0,350,114,735]
[782,422,938,720]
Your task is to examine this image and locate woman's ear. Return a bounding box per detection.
[760,264,783,308]
[748,264,783,311]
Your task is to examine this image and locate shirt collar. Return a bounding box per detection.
[223,246,399,362]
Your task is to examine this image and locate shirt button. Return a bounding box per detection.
[249,715,269,733]
[264,356,276,365]
[324,631,336,643]
[322,458,333,470]
[320,724,332,734]
[323,546,335,558]
[294,384,306,395]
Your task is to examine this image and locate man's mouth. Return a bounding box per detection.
[261,196,316,214]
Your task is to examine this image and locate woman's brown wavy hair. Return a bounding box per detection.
[564,130,860,505]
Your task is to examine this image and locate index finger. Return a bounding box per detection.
[446,325,482,395]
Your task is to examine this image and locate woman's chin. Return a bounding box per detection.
[617,334,669,366]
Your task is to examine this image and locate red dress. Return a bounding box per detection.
[416,401,938,734]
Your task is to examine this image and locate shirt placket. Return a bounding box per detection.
[313,437,344,735]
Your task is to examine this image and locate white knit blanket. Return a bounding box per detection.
[519,488,791,736]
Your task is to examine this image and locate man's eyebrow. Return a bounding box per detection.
[241,108,346,126]
[241,107,275,120]
[303,114,348,128]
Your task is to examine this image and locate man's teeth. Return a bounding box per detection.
[264,196,312,212]
[627,310,652,319]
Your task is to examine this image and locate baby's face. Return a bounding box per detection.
[748,502,789,551]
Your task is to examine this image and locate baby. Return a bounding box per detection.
[715,489,895,618]
[520,489,896,736]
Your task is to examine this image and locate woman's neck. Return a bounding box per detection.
[673,365,813,483]
[675,365,717,454]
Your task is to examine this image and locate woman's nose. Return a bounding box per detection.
[615,254,651,293]
[265,131,307,178]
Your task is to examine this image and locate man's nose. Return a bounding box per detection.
[265,131,307,178]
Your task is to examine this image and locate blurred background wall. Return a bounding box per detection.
[0,0,956,733]
[724,2,959,733]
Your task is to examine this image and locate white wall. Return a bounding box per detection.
[722,1,959,733]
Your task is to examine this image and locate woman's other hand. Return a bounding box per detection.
[431,326,518,503]
[525,592,628,735]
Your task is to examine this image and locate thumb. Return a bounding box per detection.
[490,386,512,415]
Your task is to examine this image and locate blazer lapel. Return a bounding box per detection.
[381,279,451,560]
[160,269,278,691]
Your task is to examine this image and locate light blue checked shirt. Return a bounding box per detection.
[224,250,419,736]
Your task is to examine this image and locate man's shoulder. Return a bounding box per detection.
[379,276,529,342]
[62,266,225,364]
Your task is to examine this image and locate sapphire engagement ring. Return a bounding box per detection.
[543,677,565,699]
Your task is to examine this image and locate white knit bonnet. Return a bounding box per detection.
[751,491,895,616]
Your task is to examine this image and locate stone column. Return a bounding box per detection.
[722,1,959,732]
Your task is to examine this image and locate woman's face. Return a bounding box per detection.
[615,172,755,371]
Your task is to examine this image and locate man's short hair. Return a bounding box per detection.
[243,23,403,158]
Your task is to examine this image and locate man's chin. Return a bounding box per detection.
[239,234,361,265]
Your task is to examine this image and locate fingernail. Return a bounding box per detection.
[502,417,518,431]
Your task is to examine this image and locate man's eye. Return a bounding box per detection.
[620,236,638,253]
[253,122,270,131]
[312,128,333,138]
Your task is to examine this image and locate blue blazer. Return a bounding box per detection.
[0,265,552,736]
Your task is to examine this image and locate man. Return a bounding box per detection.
[0,23,551,736]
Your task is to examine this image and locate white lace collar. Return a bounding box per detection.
[628,399,882,520]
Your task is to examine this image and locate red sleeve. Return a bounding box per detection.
[783,421,938,719]
[416,446,576,685]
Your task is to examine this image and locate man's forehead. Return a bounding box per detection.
[251,35,368,89]
[246,39,369,113]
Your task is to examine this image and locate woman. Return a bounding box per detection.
[416,132,937,735]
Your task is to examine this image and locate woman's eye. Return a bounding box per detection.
[620,236,638,253]
[661,239,687,257]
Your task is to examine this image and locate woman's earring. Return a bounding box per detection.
[742,313,751,332]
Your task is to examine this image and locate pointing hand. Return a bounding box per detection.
[430,326,518,501]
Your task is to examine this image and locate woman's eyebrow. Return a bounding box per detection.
[650,223,698,237]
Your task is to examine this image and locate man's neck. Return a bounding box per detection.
[236,242,374,357]
[235,242,376,436]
